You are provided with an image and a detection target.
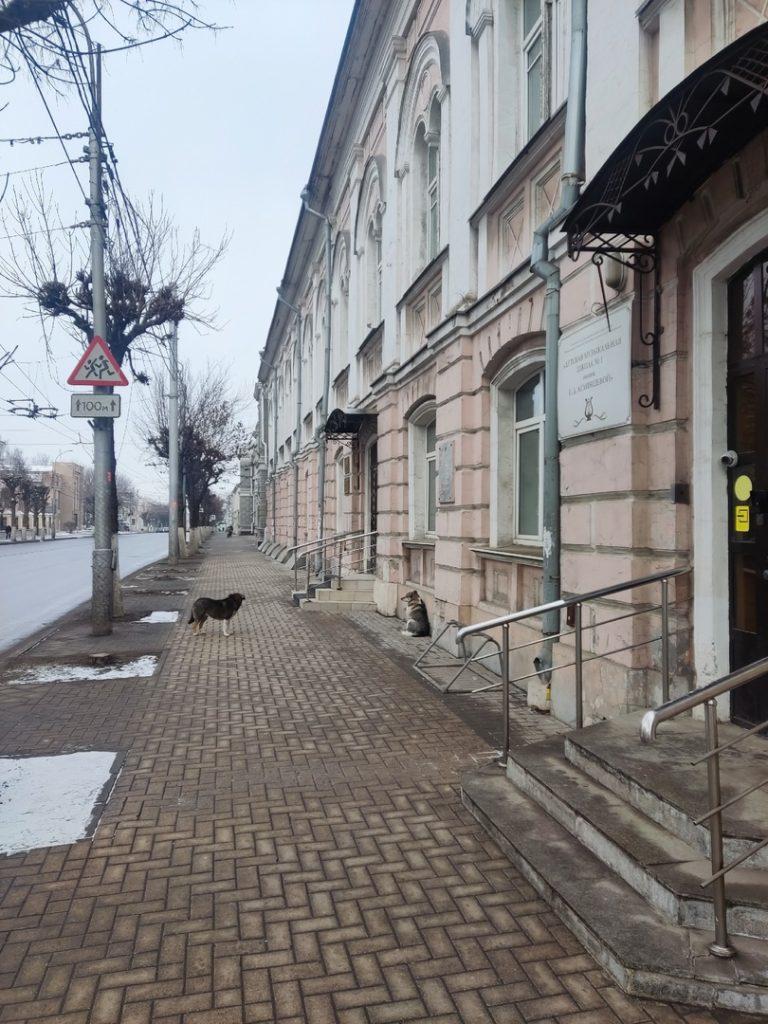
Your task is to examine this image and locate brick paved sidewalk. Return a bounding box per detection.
[0,539,747,1023]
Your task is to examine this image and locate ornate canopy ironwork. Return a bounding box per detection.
[324,408,376,440]
[565,21,768,249]
[564,21,768,410]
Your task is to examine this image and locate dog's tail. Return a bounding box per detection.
[187,612,194,625]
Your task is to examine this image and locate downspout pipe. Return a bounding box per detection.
[276,287,303,552]
[530,0,587,682]
[301,187,333,574]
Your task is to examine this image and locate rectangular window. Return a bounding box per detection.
[514,373,544,540]
[427,143,440,259]
[523,0,544,140]
[426,419,437,534]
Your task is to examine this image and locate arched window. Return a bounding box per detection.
[354,157,386,333]
[331,239,349,377]
[302,315,313,424]
[407,400,438,539]
[395,32,449,282]
[413,98,442,268]
[366,210,383,328]
[491,352,545,547]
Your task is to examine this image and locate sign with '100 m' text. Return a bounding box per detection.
[557,302,632,440]
[70,394,121,418]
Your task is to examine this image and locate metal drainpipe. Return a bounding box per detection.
[530,0,588,685]
[302,189,333,574]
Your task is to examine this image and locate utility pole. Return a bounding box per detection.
[168,321,180,564]
[88,42,112,636]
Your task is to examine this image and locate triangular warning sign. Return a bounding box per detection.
[67,336,129,387]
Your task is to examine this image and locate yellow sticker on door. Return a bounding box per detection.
[734,474,753,502]
[735,505,750,532]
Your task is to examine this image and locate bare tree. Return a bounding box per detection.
[0,2,219,87]
[0,187,226,600]
[0,447,29,540]
[30,481,50,536]
[140,362,248,530]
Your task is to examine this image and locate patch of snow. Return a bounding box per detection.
[0,751,119,856]
[137,611,178,624]
[6,655,158,685]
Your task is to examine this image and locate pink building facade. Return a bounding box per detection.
[258,0,768,729]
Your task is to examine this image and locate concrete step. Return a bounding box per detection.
[315,586,373,603]
[565,714,768,867]
[509,736,768,940]
[300,599,377,612]
[462,765,768,1014]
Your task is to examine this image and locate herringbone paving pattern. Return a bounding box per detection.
[0,540,743,1023]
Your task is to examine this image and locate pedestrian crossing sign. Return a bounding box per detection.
[67,336,128,387]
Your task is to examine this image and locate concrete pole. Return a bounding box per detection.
[168,322,180,564]
[88,42,112,636]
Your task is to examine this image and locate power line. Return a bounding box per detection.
[1,156,88,179]
[0,221,89,244]
[0,133,88,147]
[25,61,89,203]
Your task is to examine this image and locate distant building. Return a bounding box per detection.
[28,461,86,534]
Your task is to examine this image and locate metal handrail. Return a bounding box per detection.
[413,620,503,693]
[639,653,768,959]
[286,530,356,556]
[327,530,377,590]
[290,530,371,591]
[455,567,689,752]
[295,530,377,594]
[457,566,690,641]
[640,656,768,741]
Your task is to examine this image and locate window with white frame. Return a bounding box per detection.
[523,0,544,139]
[427,135,440,260]
[492,361,545,547]
[408,403,438,539]
[413,97,442,271]
[366,213,383,328]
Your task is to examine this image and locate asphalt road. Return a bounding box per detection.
[0,533,168,654]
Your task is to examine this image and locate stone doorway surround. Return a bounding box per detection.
[692,207,768,707]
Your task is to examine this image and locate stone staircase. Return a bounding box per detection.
[462,712,768,1013]
[298,574,376,612]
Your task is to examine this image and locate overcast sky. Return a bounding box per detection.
[0,0,355,501]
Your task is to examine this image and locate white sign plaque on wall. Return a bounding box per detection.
[558,303,632,440]
[437,440,455,504]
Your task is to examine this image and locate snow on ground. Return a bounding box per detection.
[0,752,119,856]
[6,656,158,686]
[137,611,179,624]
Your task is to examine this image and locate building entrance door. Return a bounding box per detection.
[727,250,768,725]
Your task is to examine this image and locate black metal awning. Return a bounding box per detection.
[564,22,768,412]
[324,408,375,439]
[565,21,768,251]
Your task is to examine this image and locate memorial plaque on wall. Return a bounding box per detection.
[437,440,455,503]
[558,302,632,439]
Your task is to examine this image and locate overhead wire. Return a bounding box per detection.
[24,57,88,204]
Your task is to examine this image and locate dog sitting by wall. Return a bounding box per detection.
[401,590,430,637]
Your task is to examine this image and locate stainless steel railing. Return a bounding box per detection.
[327,530,377,590]
[290,530,377,595]
[286,531,359,592]
[641,656,768,958]
[414,619,503,692]
[456,566,690,762]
